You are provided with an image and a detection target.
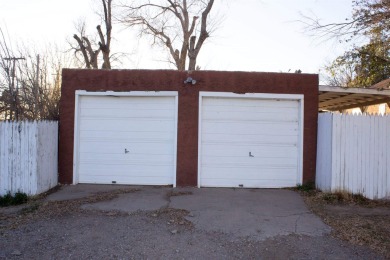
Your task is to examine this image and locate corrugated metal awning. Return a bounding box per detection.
[319,85,390,111]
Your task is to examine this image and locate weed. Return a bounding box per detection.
[295,182,315,192]
[351,194,369,205]
[303,191,390,258]
[320,192,370,205]
[167,191,193,197]
[0,192,13,207]
[13,192,28,204]
[322,193,340,203]
[20,203,40,214]
[0,191,29,207]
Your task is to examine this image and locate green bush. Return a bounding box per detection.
[0,191,28,207]
[296,182,315,192]
[0,192,13,206]
[13,192,28,204]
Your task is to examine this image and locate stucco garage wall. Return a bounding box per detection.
[59,69,318,186]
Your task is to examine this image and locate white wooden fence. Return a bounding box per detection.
[0,121,58,196]
[316,113,390,199]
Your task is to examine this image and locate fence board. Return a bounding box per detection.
[316,113,332,191]
[0,121,58,196]
[317,113,390,199]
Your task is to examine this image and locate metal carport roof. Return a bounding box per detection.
[319,85,390,111]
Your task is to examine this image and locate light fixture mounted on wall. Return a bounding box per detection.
[184,77,196,85]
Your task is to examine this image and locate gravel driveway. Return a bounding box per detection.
[0,185,383,259]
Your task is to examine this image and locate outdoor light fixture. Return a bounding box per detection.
[184,77,196,85]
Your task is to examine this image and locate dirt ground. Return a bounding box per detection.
[301,190,390,259]
[0,188,387,259]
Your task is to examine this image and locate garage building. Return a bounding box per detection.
[59,70,318,188]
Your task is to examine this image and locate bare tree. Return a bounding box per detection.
[0,27,22,120]
[15,46,64,120]
[72,21,100,69]
[0,30,72,120]
[301,0,390,87]
[301,0,390,43]
[99,0,113,69]
[119,0,215,71]
[72,0,113,69]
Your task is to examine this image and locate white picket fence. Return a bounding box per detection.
[0,121,58,196]
[316,113,390,199]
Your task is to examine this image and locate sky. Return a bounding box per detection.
[0,0,354,78]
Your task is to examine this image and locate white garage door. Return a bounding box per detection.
[74,91,177,186]
[198,93,303,188]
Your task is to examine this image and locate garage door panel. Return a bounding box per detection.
[201,168,297,180]
[202,133,298,144]
[80,118,174,132]
[80,151,174,162]
[79,164,173,175]
[79,171,173,180]
[203,109,298,122]
[79,175,172,185]
[81,96,174,107]
[79,173,172,185]
[203,97,298,109]
[202,165,297,173]
[201,156,298,166]
[79,142,174,154]
[199,95,301,188]
[202,121,298,135]
[80,154,174,164]
[201,179,297,188]
[201,167,297,185]
[80,136,174,144]
[203,104,298,113]
[80,129,173,140]
[202,144,297,158]
[80,96,175,107]
[76,94,177,185]
[78,161,173,183]
[80,107,175,119]
[79,155,174,165]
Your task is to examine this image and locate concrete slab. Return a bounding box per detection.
[45,185,331,240]
[169,188,331,240]
[81,187,171,213]
[45,184,138,201]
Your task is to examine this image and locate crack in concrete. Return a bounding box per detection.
[250,212,312,218]
[161,189,173,210]
[294,215,301,233]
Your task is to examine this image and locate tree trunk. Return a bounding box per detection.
[73,35,92,69]
[188,36,197,70]
[97,0,112,69]
[187,0,214,71]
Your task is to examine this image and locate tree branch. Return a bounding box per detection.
[188,0,214,70]
[73,34,91,68]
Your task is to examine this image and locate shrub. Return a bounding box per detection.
[321,191,369,205]
[296,182,315,192]
[0,192,13,206]
[13,192,28,204]
[0,191,28,207]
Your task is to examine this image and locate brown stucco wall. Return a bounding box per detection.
[59,69,319,186]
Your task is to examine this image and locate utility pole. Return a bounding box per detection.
[35,54,40,118]
[4,57,25,120]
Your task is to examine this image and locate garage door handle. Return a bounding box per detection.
[125,148,130,154]
[249,152,254,157]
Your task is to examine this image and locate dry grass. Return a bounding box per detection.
[0,187,139,230]
[300,190,390,258]
[0,187,195,234]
